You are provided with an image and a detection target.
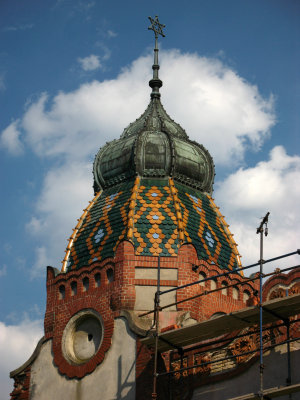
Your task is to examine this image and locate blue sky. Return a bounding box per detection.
[0,0,299,397]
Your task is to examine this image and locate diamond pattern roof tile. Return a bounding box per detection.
[63,177,241,272]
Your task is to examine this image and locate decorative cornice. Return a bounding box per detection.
[10,336,47,378]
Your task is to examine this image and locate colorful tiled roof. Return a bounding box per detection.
[131,178,179,257]
[174,182,240,270]
[64,179,134,272]
[63,177,241,272]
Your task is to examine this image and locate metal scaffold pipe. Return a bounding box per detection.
[159,249,300,297]
[139,263,300,318]
[152,256,161,399]
[256,211,270,399]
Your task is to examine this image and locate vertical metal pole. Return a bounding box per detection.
[287,320,292,400]
[285,289,293,399]
[259,227,264,400]
[285,290,292,388]
[157,255,161,301]
[168,369,172,400]
[256,212,269,400]
[153,35,159,79]
[152,256,161,399]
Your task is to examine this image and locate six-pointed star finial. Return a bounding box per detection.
[148,15,165,38]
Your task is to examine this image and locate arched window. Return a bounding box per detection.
[94,273,101,288]
[106,268,114,283]
[211,279,217,290]
[243,290,250,302]
[221,281,228,295]
[58,285,65,300]
[199,272,206,287]
[210,311,226,319]
[82,277,89,292]
[71,281,77,296]
[232,286,239,300]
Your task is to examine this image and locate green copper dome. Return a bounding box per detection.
[93,97,215,193]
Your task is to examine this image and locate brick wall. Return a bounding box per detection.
[10,366,31,400]
[44,239,260,379]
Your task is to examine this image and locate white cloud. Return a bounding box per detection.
[2,49,278,271]
[2,24,34,32]
[31,247,48,278]
[78,54,102,71]
[3,243,12,254]
[215,146,300,271]
[76,0,95,13]
[0,318,43,400]
[0,120,23,155]
[84,1,95,9]
[26,217,44,235]
[0,73,5,92]
[20,50,275,165]
[160,51,275,164]
[107,29,117,38]
[29,162,93,276]
[0,265,7,278]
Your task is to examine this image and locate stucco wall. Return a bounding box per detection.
[135,285,176,310]
[29,318,136,400]
[191,343,300,400]
[135,267,177,280]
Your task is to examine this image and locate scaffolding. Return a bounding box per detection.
[139,214,300,399]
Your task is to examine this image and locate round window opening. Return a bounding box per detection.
[62,310,103,365]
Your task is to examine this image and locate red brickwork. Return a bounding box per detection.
[10,366,31,400]
[45,262,116,378]
[44,239,261,380]
[170,244,259,321]
[43,241,138,378]
[262,268,300,301]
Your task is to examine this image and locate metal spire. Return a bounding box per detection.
[148,16,165,99]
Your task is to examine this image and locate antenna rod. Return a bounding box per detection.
[256,211,270,234]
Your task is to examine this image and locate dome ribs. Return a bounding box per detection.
[132,178,179,257]
[207,195,242,271]
[61,190,102,272]
[169,177,186,245]
[126,176,140,242]
[63,180,135,271]
[174,182,241,272]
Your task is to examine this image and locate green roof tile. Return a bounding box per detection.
[65,177,240,272]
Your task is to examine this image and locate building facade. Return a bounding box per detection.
[10,19,300,400]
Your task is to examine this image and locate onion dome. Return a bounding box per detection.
[93,96,214,194]
[62,20,241,273]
